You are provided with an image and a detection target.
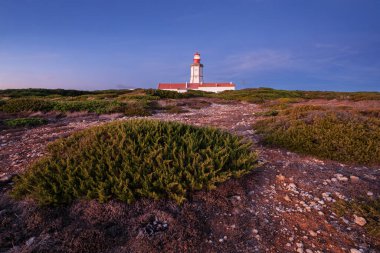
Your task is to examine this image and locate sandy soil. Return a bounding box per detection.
[0,99,379,253]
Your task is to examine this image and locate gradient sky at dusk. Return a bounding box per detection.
[0,0,379,91]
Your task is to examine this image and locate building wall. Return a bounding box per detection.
[197,86,235,93]
[190,65,203,83]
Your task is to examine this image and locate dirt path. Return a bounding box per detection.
[1,100,379,253]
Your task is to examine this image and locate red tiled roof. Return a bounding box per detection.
[158,83,235,89]
[158,83,187,89]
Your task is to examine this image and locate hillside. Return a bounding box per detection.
[0,89,379,253]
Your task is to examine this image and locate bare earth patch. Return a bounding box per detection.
[1,99,379,253]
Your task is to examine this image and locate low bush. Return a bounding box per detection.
[0,98,55,113]
[0,98,152,116]
[253,107,380,165]
[210,88,380,103]
[145,89,205,99]
[52,100,121,114]
[333,198,380,238]
[0,88,92,98]
[4,117,48,127]
[161,105,189,114]
[260,110,279,117]
[12,120,258,205]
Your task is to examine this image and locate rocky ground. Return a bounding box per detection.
[0,98,379,253]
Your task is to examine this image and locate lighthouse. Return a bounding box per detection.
[158,52,236,93]
[190,52,203,83]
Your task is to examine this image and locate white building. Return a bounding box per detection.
[158,52,236,93]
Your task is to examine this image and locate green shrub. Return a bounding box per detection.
[12,120,258,205]
[253,108,380,165]
[0,88,92,98]
[0,98,55,113]
[4,117,48,127]
[261,110,279,117]
[333,198,380,238]
[210,88,380,103]
[145,89,204,99]
[162,105,189,114]
[52,100,121,114]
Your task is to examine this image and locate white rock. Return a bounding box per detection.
[306,249,313,253]
[297,248,304,253]
[367,191,373,196]
[350,249,361,253]
[252,229,258,234]
[284,195,291,202]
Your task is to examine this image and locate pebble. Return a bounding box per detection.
[297,248,304,253]
[306,250,313,253]
[252,229,258,234]
[350,249,361,253]
[338,176,348,182]
[284,195,291,202]
[309,230,317,237]
[354,215,367,226]
[26,237,35,247]
[350,175,360,182]
[276,174,285,181]
[367,191,373,196]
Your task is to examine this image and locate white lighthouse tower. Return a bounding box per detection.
[190,52,203,83]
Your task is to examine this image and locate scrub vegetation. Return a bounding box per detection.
[1,87,379,115]
[253,105,380,165]
[3,117,48,128]
[12,120,258,205]
[333,198,380,238]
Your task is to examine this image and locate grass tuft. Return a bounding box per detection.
[3,117,48,128]
[333,198,380,238]
[12,120,258,205]
[253,106,380,165]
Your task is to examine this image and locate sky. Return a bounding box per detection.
[0,0,379,91]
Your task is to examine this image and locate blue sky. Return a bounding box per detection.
[0,0,379,91]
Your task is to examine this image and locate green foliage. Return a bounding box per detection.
[3,117,48,127]
[162,105,189,114]
[0,98,55,113]
[145,89,205,99]
[52,100,122,114]
[253,107,380,165]
[260,110,279,117]
[12,120,258,205]
[0,97,152,116]
[0,88,92,97]
[333,198,380,238]
[210,88,380,103]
